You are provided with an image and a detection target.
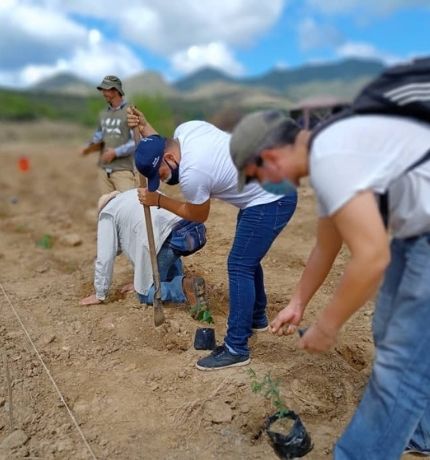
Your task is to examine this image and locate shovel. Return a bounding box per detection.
[133,126,165,327]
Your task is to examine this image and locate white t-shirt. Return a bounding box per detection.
[174,121,281,209]
[310,115,430,238]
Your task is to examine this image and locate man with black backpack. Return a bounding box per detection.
[229,95,430,458]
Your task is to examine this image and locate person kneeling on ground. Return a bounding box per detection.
[79,188,207,307]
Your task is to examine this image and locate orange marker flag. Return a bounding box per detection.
[18,156,30,172]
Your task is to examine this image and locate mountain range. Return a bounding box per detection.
[28,57,385,110]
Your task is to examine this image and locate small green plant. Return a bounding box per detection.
[190,302,214,324]
[36,234,54,249]
[248,368,290,417]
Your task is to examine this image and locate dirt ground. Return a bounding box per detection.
[0,121,414,460]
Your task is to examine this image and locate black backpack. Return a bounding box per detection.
[352,56,430,122]
[309,56,430,226]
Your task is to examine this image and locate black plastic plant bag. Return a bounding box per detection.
[265,411,313,459]
[193,327,216,350]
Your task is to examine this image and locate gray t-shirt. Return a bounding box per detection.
[310,115,430,238]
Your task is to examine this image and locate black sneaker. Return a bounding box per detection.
[403,441,430,456]
[196,345,250,371]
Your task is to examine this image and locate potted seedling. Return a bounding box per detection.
[248,368,313,459]
[190,302,216,350]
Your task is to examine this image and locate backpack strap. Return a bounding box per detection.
[405,148,430,173]
[379,148,430,229]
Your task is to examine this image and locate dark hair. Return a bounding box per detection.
[260,118,301,151]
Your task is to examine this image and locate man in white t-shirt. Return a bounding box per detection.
[230,109,430,459]
[127,108,298,370]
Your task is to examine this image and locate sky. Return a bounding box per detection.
[1,0,429,89]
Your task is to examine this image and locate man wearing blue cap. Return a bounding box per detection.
[127,107,298,371]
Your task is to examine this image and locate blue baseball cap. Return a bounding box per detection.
[135,135,166,191]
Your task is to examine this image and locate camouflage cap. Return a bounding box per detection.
[230,110,299,191]
[97,75,124,96]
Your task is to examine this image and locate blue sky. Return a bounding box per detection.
[1,0,429,89]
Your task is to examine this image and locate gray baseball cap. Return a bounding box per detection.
[97,75,124,96]
[230,110,299,191]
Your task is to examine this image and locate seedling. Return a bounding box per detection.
[248,368,290,418]
[190,302,214,324]
[36,234,54,249]
[248,368,313,459]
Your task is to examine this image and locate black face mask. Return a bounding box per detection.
[165,160,180,185]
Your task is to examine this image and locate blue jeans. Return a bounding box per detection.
[224,194,297,356]
[137,243,186,304]
[335,233,430,460]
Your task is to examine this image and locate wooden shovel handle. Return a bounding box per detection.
[133,126,164,325]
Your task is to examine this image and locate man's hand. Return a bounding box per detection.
[270,302,304,336]
[298,321,338,353]
[127,106,158,137]
[137,187,160,207]
[100,148,116,164]
[127,106,145,126]
[79,294,102,306]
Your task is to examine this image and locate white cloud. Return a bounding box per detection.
[115,0,284,54]
[170,42,244,76]
[27,0,285,54]
[0,1,143,88]
[3,34,142,88]
[298,18,343,51]
[336,41,400,64]
[1,0,287,87]
[0,2,88,69]
[64,40,143,83]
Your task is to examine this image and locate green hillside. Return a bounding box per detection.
[0,89,104,125]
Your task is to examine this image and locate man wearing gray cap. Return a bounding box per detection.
[230,109,430,459]
[81,75,137,196]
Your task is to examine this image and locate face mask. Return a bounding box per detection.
[261,179,297,196]
[164,160,180,185]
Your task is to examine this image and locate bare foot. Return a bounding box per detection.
[119,283,134,294]
[79,294,102,306]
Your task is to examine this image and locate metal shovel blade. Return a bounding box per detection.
[153,297,165,327]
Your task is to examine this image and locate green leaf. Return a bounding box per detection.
[36,234,54,249]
